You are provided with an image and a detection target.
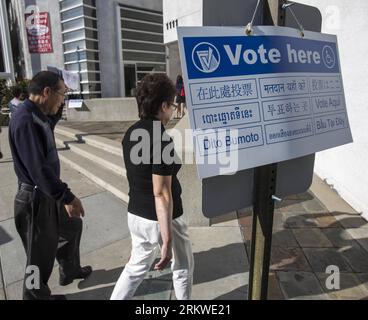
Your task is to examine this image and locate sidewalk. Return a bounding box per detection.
[1,124,368,300]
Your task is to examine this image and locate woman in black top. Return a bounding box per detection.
[110,74,194,300]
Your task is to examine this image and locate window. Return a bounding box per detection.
[80,72,100,82]
[120,5,166,97]
[137,63,166,72]
[62,17,85,32]
[63,39,86,52]
[60,0,83,11]
[121,30,163,43]
[121,19,163,34]
[123,51,165,63]
[81,83,101,92]
[121,8,162,24]
[60,0,101,97]
[61,6,84,21]
[62,29,85,42]
[122,41,165,53]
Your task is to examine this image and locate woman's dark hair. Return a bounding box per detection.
[28,71,62,95]
[11,86,22,98]
[136,73,176,120]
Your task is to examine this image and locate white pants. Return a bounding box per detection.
[110,213,194,300]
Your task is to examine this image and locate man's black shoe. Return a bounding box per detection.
[59,266,93,286]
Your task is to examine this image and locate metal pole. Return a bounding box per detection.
[247,0,284,300]
[248,164,277,300]
[76,46,83,100]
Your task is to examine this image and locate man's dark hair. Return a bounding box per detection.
[28,71,63,95]
[136,73,176,120]
[11,86,22,98]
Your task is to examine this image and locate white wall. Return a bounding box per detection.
[163,0,203,44]
[297,0,368,219]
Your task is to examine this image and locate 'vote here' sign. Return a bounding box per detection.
[177,26,353,179]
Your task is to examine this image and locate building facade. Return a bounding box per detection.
[0,0,15,81]
[1,0,166,98]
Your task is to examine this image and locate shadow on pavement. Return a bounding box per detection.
[238,191,368,300]
[0,226,13,246]
[63,242,249,300]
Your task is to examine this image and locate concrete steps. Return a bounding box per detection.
[55,125,129,203]
[55,133,126,177]
[55,126,122,156]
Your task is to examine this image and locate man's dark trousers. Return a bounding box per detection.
[14,184,82,300]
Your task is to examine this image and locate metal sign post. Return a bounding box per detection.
[247,0,285,301]
[248,163,278,299]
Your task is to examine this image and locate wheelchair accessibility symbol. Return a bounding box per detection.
[322,45,336,69]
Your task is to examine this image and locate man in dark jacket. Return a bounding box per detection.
[9,71,92,300]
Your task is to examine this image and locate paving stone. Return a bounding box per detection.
[268,272,284,300]
[332,212,368,229]
[191,274,248,300]
[134,280,173,300]
[0,261,4,290]
[345,228,368,253]
[356,274,368,291]
[0,183,17,222]
[272,212,286,231]
[315,214,340,228]
[271,247,311,272]
[272,229,299,247]
[301,198,327,213]
[78,192,129,255]
[316,272,368,300]
[277,200,306,213]
[0,226,13,246]
[210,211,239,227]
[0,159,17,189]
[5,280,22,300]
[322,228,357,248]
[277,271,329,300]
[283,212,319,229]
[189,227,249,300]
[292,228,333,248]
[339,246,368,273]
[295,192,315,201]
[238,212,252,228]
[240,226,252,243]
[0,219,27,286]
[303,248,353,273]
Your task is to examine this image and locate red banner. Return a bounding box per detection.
[25,11,53,54]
